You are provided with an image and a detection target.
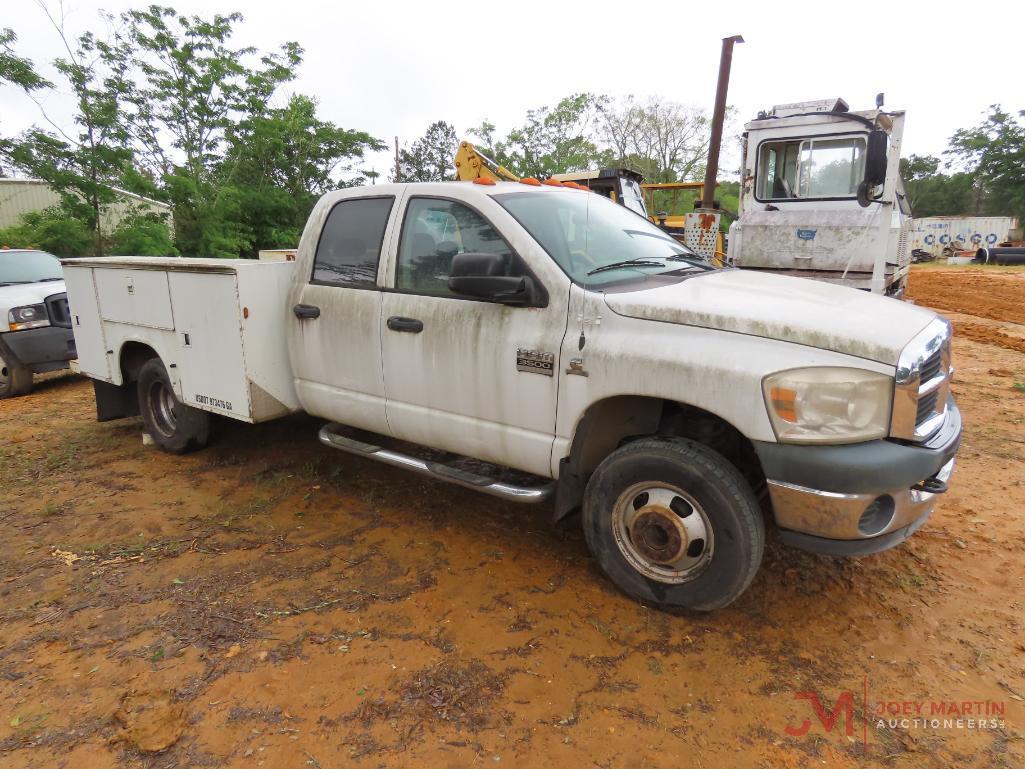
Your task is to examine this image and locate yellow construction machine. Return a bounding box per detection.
[452,141,726,263]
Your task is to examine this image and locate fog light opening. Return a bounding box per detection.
[858,495,895,536]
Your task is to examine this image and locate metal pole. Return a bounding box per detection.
[394,136,401,182]
[701,35,743,209]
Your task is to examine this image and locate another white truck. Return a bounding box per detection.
[1,249,77,398]
[729,98,912,296]
[62,181,960,610]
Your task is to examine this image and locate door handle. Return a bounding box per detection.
[387,316,424,333]
[293,304,321,319]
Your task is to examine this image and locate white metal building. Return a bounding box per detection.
[910,215,1019,257]
[0,177,171,230]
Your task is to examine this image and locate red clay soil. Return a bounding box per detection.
[1,269,1024,768]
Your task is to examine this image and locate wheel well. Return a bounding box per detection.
[553,397,767,522]
[91,342,158,422]
[119,342,158,384]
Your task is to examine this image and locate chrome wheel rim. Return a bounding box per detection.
[147,379,177,438]
[611,482,714,584]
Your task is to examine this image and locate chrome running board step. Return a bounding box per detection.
[317,422,554,504]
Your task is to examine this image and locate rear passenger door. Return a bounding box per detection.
[289,194,397,436]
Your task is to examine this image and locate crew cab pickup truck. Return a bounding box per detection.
[62,181,961,610]
[1,249,77,398]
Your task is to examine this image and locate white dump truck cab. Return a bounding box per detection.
[728,98,911,296]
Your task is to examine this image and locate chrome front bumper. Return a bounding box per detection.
[767,458,955,542]
[754,395,962,556]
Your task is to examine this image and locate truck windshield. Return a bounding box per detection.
[494,191,712,286]
[0,250,63,285]
[758,135,867,199]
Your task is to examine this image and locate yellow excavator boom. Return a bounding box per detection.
[453,141,520,183]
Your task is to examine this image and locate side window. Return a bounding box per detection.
[312,197,394,287]
[797,137,865,197]
[757,137,866,200]
[396,198,518,298]
[757,140,801,199]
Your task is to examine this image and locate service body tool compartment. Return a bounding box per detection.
[61,257,300,423]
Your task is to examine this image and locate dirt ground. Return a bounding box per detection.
[2,267,1024,769]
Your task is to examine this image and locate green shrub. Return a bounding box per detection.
[0,206,93,257]
[108,212,178,256]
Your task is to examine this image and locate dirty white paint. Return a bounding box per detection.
[63,182,943,483]
[729,108,910,294]
[61,256,299,423]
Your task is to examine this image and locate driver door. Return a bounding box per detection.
[379,192,569,477]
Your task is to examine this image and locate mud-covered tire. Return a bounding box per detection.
[583,437,764,611]
[137,358,210,454]
[0,348,32,399]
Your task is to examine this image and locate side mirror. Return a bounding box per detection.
[858,129,888,207]
[864,129,888,186]
[447,252,538,305]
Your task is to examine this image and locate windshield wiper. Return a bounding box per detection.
[664,255,712,267]
[587,258,666,276]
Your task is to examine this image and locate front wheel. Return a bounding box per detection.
[0,348,32,399]
[137,358,210,454]
[583,437,764,611]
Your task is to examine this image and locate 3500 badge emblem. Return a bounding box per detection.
[516,348,555,376]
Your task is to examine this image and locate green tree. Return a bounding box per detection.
[497,93,609,178]
[0,12,134,255]
[223,94,384,254]
[398,121,458,182]
[948,105,1025,222]
[899,154,976,217]
[0,206,93,256]
[108,211,178,256]
[597,96,711,183]
[0,28,50,92]
[113,6,303,256]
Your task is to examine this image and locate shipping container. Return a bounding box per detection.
[910,216,1019,258]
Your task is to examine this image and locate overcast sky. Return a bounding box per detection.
[1,0,1019,181]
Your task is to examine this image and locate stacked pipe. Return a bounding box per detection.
[974,248,1025,265]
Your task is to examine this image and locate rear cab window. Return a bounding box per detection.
[312,197,395,287]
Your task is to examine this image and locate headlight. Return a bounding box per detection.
[8,304,50,331]
[762,367,892,444]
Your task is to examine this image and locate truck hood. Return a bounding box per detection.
[602,270,935,365]
[0,280,67,316]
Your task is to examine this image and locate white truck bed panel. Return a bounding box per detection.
[62,266,110,381]
[61,256,300,423]
[95,268,174,329]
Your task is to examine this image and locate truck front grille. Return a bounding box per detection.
[916,390,939,425]
[891,319,952,442]
[918,347,943,389]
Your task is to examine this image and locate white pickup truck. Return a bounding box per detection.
[62,180,961,610]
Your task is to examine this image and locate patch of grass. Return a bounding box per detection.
[1013,382,1025,394]
[40,502,63,517]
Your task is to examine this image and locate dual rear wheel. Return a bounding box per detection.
[137,358,210,454]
